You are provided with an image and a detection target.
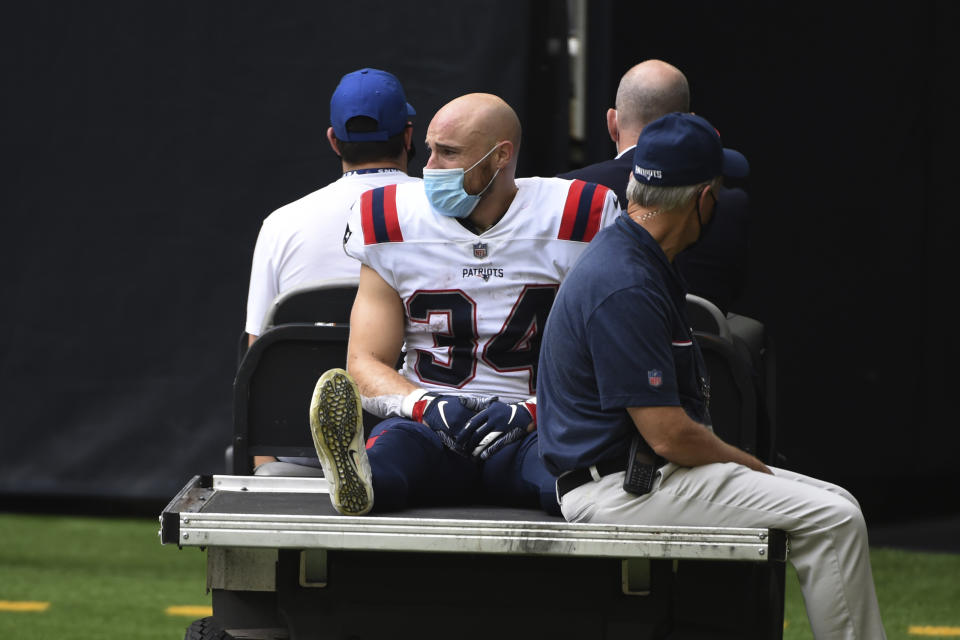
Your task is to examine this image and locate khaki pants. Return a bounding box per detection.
[560,462,886,640]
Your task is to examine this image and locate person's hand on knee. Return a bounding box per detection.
[458,398,536,460]
[402,390,489,454]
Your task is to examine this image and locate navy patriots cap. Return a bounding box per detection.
[632,112,749,186]
[330,68,415,142]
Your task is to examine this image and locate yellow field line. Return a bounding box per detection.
[909,627,960,637]
[165,605,213,617]
[0,601,50,612]
[781,621,960,636]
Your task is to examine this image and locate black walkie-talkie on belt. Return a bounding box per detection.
[622,434,661,495]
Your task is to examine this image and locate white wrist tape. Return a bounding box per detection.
[400,388,431,419]
[360,393,405,418]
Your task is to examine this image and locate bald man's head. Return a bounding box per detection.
[424,93,522,222]
[615,60,690,132]
[430,93,521,150]
[425,93,521,175]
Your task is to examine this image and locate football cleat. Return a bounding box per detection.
[309,368,373,516]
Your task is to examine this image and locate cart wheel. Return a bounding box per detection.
[184,616,231,640]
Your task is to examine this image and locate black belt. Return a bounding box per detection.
[556,458,628,498]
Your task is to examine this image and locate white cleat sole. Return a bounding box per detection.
[309,368,373,516]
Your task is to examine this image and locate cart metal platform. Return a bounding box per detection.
[161,475,788,640]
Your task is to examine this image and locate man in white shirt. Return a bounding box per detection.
[244,68,420,470]
[244,67,420,344]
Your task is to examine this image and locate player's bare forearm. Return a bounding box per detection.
[347,349,416,397]
[628,406,771,474]
[346,264,414,398]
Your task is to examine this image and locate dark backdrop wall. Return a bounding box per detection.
[1,1,957,521]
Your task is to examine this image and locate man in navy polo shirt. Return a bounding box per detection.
[538,113,886,639]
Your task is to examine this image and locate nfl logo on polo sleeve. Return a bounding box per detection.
[647,369,663,388]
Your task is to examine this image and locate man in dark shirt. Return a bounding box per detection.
[539,113,886,640]
[560,59,750,313]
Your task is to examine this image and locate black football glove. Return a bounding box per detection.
[407,391,489,453]
[457,398,536,460]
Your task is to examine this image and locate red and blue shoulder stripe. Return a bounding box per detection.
[360,184,404,245]
[557,179,610,242]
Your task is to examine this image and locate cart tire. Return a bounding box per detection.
[184,616,231,640]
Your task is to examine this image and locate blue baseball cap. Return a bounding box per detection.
[330,68,415,142]
[632,112,749,186]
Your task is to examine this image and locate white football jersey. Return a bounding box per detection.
[344,177,619,403]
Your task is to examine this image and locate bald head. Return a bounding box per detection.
[428,93,521,158]
[615,60,690,132]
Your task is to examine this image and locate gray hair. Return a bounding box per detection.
[626,174,722,211]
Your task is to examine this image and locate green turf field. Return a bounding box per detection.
[0,514,209,639]
[1,513,957,639]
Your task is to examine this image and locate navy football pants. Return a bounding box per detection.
[364,417,560,515]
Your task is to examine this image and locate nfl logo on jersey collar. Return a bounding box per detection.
[473,242,488,259]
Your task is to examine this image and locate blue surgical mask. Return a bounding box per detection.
[423,143,502,218]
